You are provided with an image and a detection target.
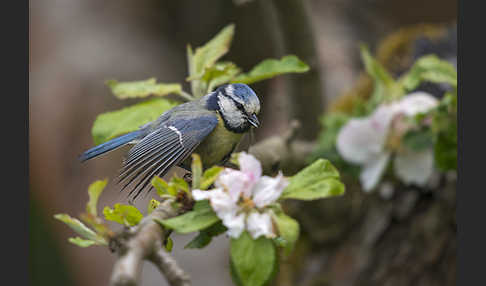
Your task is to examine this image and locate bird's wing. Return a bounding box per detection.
[118,113,219,201]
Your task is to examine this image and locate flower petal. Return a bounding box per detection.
[191,189,212,201]
[193,188,239,219]
[223,212,246,239]
[396,92,439,117]
[246,211,275,239]
[336,104,396,165]
[360,152,391,192]
[215,169,251,201]
[251,173,289,208]
[238,152,262,181]
[394,148,434,186]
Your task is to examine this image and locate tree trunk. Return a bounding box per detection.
[276,174,456,286]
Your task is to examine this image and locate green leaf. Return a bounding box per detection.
[191,24,235,79]
[200,166,223,190]
[432,92,457,171]
[184,222,227,249]
[232,55,309,85]
[91,98,180,145]
[68,237,98,248]
[271,208,299,257]
[359,45,401,108]
[152,176,177,196]
[434,131,457,171]
[230,231,277,286]
[171,176,190,194]
[360,45,395,88]
[165,237,174,252]
[281,159,345,200]
[86,179,108,217]
[103,204,143,227]
[399,55,457,91]
[106,78,182,99]
[156,200,219,233]
[54,214,107,245]
[403,129,436,151]
[147,199,161,215]
[203,62,242,92]
[191,154,203,189]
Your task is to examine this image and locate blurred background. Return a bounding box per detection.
[29,0,457,285]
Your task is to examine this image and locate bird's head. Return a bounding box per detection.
[208,83,261,133]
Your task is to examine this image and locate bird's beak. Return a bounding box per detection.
[248,114,260,128]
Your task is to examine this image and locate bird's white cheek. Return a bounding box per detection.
[218,95,246,127]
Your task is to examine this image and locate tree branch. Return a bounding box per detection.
[109,200,190,286]
[249,120,316,176]
[149,244,190,286]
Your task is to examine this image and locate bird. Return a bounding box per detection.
[79,83,261,201]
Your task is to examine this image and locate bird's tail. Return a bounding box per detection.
[79,130,143,162]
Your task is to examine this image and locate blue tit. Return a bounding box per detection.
[79,83,261,200]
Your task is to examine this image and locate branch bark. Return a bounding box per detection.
[109,200,191,286]
[249,120,316,176]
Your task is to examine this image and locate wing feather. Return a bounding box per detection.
[119,113,218,201]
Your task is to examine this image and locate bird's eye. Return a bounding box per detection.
[234,101,244,111]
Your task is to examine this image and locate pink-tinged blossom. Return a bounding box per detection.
[336,92,439,192]
[192,152,289,239]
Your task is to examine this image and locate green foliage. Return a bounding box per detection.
[281,159,345,200]
[360,45,402,111]
[151,176,177,196]
[360,45,395,88]
[156,200,219,233]
[231,55,309,85]
[91,98,179,145]
[151,175,191,197]
[205,62,242,93]
[399,55,457,91]
[200,166,224,190]
[147,199,161,215]
[54,214,107,246]
[165,237,174,252]
[185,24,310,97]
[186,24,235,98]
[402,128,436,151]
[191,154,203,189]
[314,46,457,185]
[103,204,144,227]
[271,206,299,257]
[105,78,182,99]
[230,231,277,286]
[92,23,310,148]
[171,176,190,194]
[68,237,98,248]
[190,24,235,81]
[54,180,110,247]
[184,222,227,249]
[86,179,108,216]
[431,92,457,170]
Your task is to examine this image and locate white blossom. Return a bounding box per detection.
[192,152,289,239]
[336,92,439,192]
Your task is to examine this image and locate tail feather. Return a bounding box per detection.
[79,131,143,162]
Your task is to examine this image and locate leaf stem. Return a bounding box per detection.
[177,90,195,101]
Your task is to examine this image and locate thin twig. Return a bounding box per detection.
[149,244,191,286]
[109,200,190,286]
[177,90,195,102]
[249,119,315,176]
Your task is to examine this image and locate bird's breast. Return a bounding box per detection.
[185,114,243,169]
